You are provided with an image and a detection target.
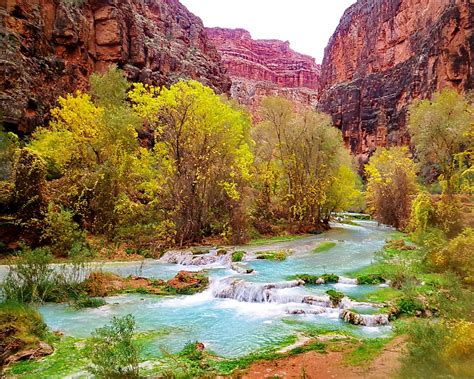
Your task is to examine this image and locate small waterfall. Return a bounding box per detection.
[340,309,390,326]
[337,277,358,285]
[160,251,231,266]
[286,306,330,315]
[301,295,332,308]
[231,263,254,274]
[212,278,305,303]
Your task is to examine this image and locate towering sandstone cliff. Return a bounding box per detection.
[0,0,230,134]
[206,27,320,115]
[319,0,473,162]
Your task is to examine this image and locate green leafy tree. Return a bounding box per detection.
[253,97,360,230]
[12,148,47,235]
[408,89,474,194]
[365,147,418,229]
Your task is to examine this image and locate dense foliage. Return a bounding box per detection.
[0,68,361,254]
[365,147,418,228]
[408,89,473,194]
[252,97,361,233]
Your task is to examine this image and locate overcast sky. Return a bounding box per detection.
[180,1,357,63]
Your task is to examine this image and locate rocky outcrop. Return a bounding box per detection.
[0,0,231,135]
[206,27,320,116]
[319,0,473,163]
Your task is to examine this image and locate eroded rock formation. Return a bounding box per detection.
[319,0,473,163]
[0,0,231,134]
[206,27,320,116]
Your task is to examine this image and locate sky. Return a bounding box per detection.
[180,1,357,63]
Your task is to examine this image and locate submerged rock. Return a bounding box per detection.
[231,263,254,274]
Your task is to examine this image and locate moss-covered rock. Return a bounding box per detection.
[256,249,291,261]
[83,270,209,297]
[326,289,345,306]
[0,302,52,367]
[293,273,339,284]
[231,251,245,262]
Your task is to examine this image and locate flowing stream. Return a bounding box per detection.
[3,221,396,358]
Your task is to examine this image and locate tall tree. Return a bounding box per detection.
[408,89,474,194]
[129,80,253,244]
[365,147,418,229]
[254,97,360,230]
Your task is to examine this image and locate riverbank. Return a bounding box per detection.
[242,336,405,379]
[2,222,403,377]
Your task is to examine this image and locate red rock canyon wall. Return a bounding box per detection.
[318,0,473,162]
[206,27,321,115]
[0,0,231,134]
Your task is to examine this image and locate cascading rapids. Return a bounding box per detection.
[160,250,231,266]
[210,277,390,326]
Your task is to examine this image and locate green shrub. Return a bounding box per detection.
[85,314,140,378]
[72,296,106,309]
[397,297,424,316]
[428,228,474,284]
[42,203,89,257]
[400,320,474,378]
[356,274,385,285]
[179,341,204,361]
[2,248,55,303]
[124,247,152,258]
[232,251,245,262]
[326,289,344,306]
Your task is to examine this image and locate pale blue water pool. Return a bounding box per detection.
[35,221,394,358]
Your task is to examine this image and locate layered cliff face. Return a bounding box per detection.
[319,0,473,162]
[0,0,231,134]
[206,27,320,115]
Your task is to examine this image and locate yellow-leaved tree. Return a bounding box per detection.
[253,97,361,232]
[365,147,418,229]
[129,80,254,244]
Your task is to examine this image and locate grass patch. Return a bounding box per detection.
[248,235,308,246]
[256,249,291,261]
[313,241,336,253]
[232,251,245,262]
[350,287,402,303]
[7,336,88,378]
[345,338,392,366]
[287,341,326,355]
[72,296,107,309]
